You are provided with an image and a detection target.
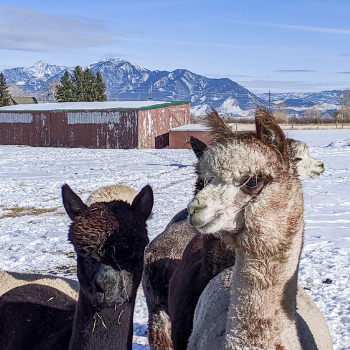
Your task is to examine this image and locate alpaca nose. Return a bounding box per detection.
[188,198,207,215]
[318,161,325,172]
[94,269,117,293]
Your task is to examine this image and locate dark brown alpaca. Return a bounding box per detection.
[0,183,153,350]
[168,233,235,350]
[142,137,207,350]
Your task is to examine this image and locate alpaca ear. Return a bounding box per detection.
[255,108,289,171]
[62,184,88,220]
[190,136,207,159]
[132,185,154,220]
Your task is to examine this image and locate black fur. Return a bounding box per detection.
[0,184,152,350]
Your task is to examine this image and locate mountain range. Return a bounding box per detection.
[1,58,341,118]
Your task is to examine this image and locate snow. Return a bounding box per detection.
[0,129,349,349]
[170,124,208,132]
[0,101,171,112]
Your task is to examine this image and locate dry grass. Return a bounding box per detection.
[0,207,64,219]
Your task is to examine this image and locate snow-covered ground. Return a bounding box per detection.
[0,129,349,349]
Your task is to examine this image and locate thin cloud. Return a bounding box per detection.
[236,20,350,35]
[0,6,120,52]
[336,71,350,74]
[274,70,316,73]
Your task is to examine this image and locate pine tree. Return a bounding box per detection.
[71,66,84,102]
[56,67,107,103]
[82,68,96,102]
[0,73,12,107]
[55,71,74,102]
[95,72,107,102]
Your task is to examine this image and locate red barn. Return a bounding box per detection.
[0,101,190,149]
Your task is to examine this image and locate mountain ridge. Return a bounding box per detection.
[1,58,341,117]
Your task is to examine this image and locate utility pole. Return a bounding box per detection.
[148,82,153,101]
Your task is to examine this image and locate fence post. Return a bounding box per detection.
[236,123,237,131]
[317,121,319,130]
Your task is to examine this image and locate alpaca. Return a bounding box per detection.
[0,270,79,299]
[190,267,333,350]
[143,135,325,350]
[186,108,332,349]
[0,183,153,350]
[167,136,326,350]
[0,184,139,300]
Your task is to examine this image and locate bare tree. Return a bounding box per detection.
[8,83,27,97]
[338,88,350,119]
[305,104,321,119]
[272,101,288,123]
[46,79,60,103]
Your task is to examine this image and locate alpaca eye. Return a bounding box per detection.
[295,157,302,162]
[203,177,214,187]
[245,178,258,189]
[239,175,264,194]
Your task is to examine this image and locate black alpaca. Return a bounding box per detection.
[0,184,153,350]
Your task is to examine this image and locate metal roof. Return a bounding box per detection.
[0,101,190,112]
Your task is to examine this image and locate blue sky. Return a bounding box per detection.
[0,0,349,93]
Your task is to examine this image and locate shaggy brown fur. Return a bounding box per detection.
[69,203,120,260]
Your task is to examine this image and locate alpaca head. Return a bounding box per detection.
[188,108,304,256]
[62,184,153,307]
[286,138,324,180]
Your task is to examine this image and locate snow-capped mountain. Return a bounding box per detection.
[2,60,68,87]
[258,91,341,105]
[1,58,342,117]
[1,58,265,117]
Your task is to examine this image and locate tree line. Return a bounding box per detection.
[0,66,107,106]
[55,66,107,102]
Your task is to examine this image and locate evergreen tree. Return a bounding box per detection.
[55,71,74,102]
[0,73,12,107]
[56,67,107,103]
[95,72,107,102]
[71,66,84,102]
[82,68,96,102]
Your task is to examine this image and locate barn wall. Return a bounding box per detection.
[0,109,139,149]
[169,130,213,149]
[137,103,190,149]
[0,112,50,146]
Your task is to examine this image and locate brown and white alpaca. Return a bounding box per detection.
[186,108,332,350]
[143,135,325,350]
[0,183,153,350]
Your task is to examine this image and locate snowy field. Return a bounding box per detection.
[0,129,349,349]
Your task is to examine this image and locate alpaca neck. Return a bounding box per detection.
[69,291,135,350]
[225,244,302,350]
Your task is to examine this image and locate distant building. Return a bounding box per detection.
[321,109,339,119]
[11,97,38,105]
[0,101,190,149]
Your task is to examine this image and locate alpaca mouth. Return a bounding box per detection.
[310,170,322,178]
[92,292,126,307]
[189,213,223,233]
